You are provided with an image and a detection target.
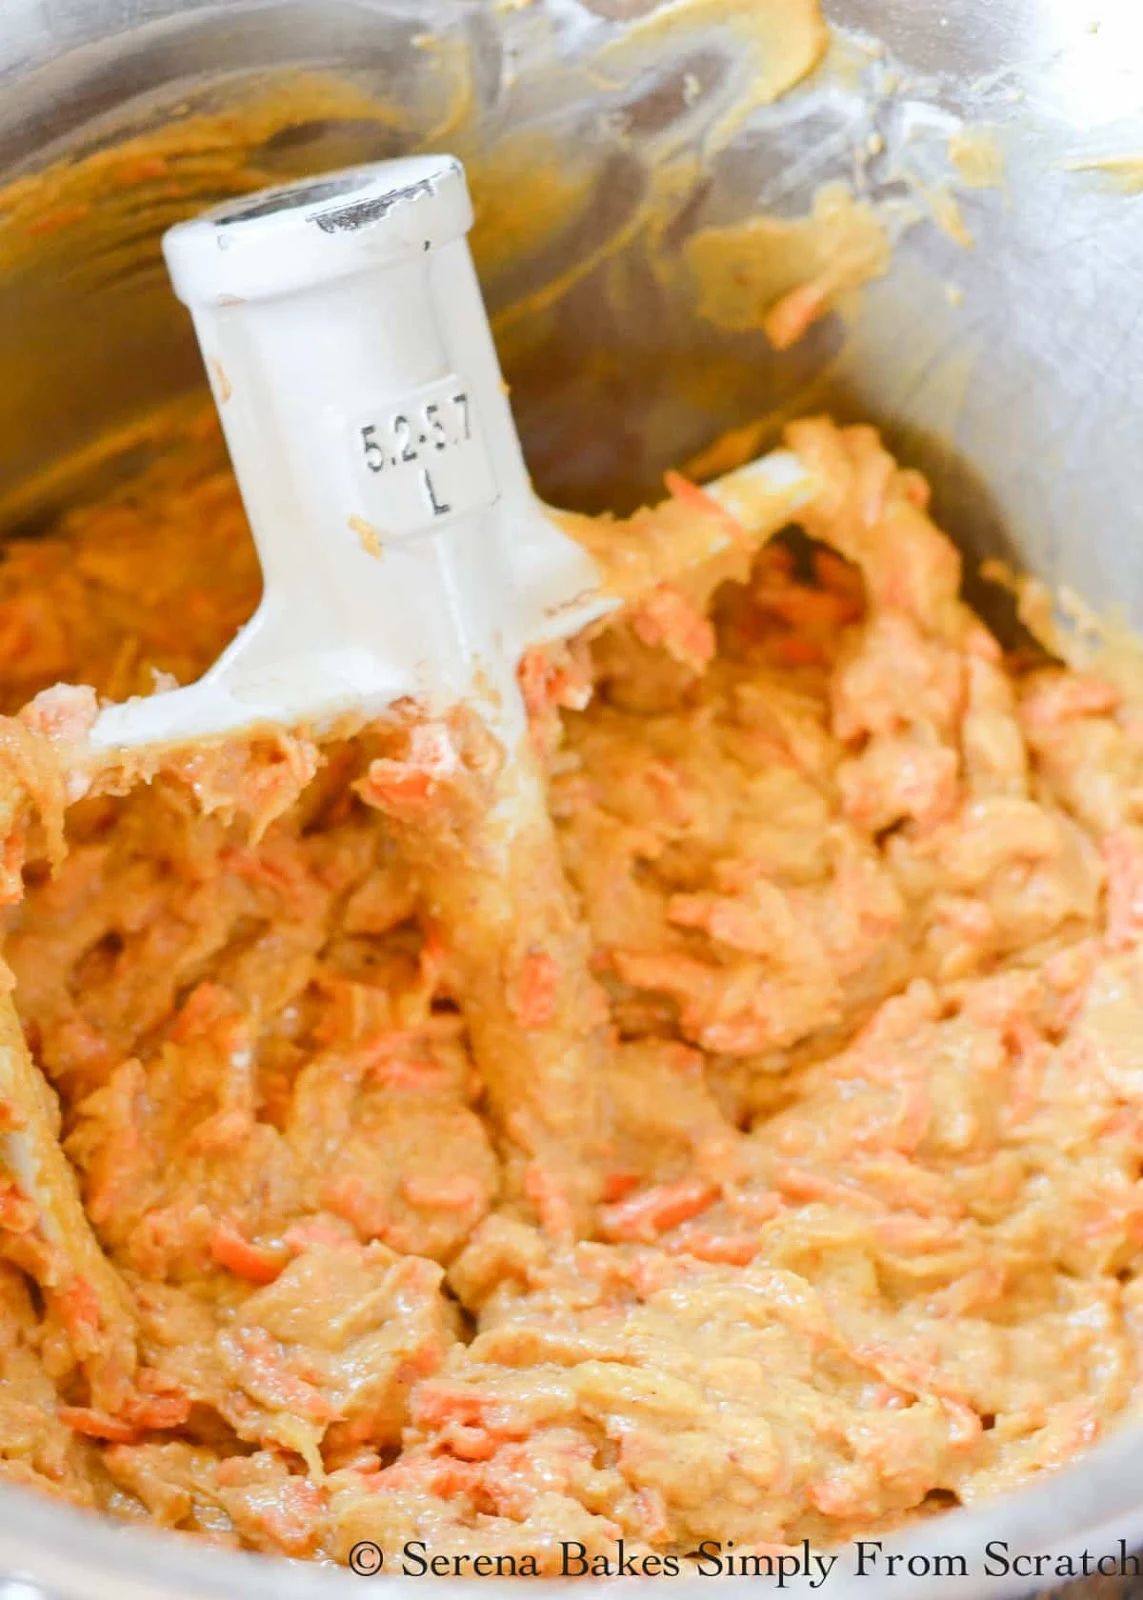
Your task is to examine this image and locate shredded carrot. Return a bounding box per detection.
[125,1390,192,1431]
[518,647,550,730]
[509,948,561,1029]
[600,1179,719,1244]
[411,1383,495,1431]
[0,1180,37,1232]
[523,1163,575,1238]
[763,279,830,351]
[119,155,169,183]
[1021,674,1119,728]
[663,469,751,551]
[357,724,459,814]
[773,1164,887,1215]
[59,1406,139,1444]
[766,634,829,667]
[667,1230,759,1266]
[417,924,449,989]
[26,204,92,237]
[630,583,716,673]
[1103,829,1143,950]
[168,980,233,1043]
[369,1056,451,1093]
[321,1175,390,1240]
[209,1221,285,1285]
[231,1328,335,1423]
[56,1277,102,1354]
[602,1171,641,1203]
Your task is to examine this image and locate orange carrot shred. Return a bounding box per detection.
[663,469,751,550]
[209,1221,285,1285]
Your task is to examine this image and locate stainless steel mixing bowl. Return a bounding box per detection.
[1,1,1142,1595]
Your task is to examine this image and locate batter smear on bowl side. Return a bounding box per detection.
[0,407,1140,1564]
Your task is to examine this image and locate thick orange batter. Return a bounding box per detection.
[0,409,1141,1566]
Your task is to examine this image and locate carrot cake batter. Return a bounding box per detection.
[0,407,1140,1567]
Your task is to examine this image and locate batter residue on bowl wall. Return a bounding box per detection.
[0,0,898,528]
